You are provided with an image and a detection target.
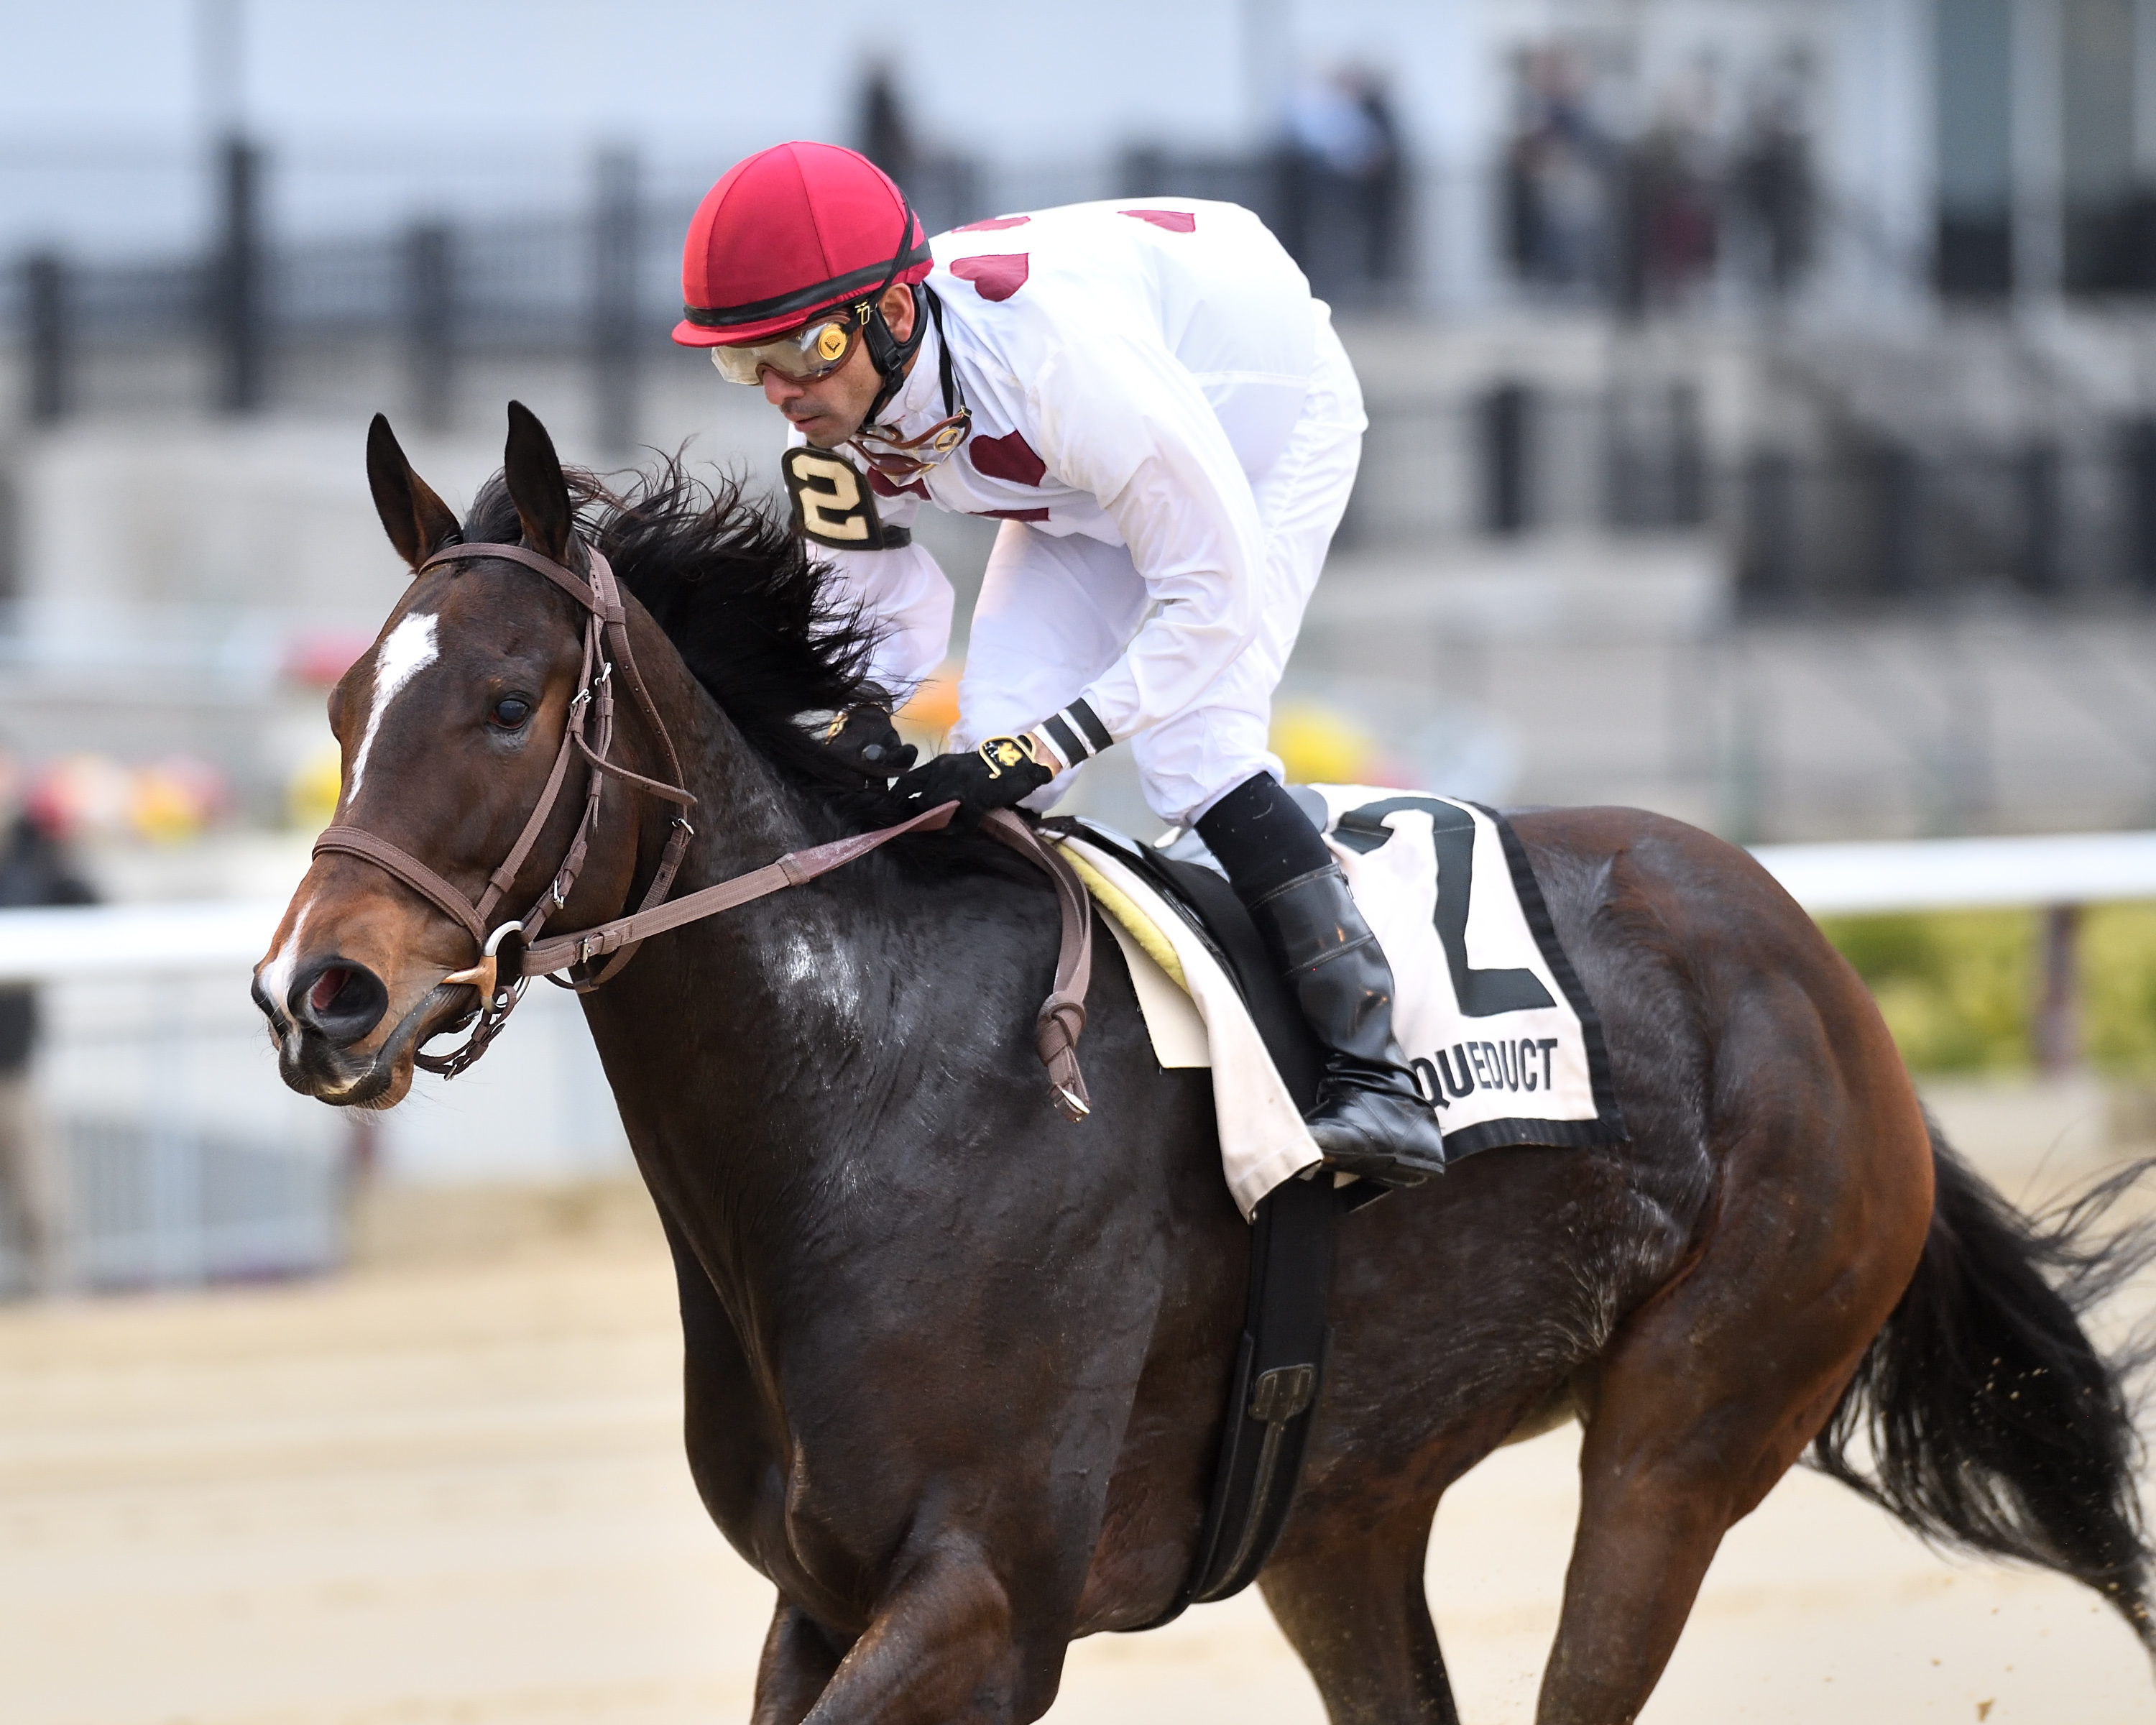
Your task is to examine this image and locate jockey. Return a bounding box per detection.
[673,141,1443,1190]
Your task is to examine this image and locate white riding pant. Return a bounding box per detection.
[950,319,1365,829]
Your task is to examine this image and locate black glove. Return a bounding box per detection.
[895,737,1055,819]
[824,704,917,778]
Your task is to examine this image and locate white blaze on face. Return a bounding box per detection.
[259,612,438,1018]
[258,901,309,1023]
[347,612,439,804]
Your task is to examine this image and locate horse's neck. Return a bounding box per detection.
[583,684,908,1228]
[672,699,817,880]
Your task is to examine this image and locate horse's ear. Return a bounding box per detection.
[502,400,574,563]
[365,413,461,572]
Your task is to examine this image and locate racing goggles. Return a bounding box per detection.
[709,315,862,386]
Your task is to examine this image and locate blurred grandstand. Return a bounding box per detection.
[9,2,2156,844]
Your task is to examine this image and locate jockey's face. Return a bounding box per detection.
[762,283,918,449]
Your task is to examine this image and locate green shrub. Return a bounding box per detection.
[2081,903,2156,1072]
[1815,903,2156,1076]
[1818,910,2035,1073]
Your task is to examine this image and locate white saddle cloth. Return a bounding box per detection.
[1054,785,1623,1218]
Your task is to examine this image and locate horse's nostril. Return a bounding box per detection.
[310,967,352,1015]
[289,955,390,1046]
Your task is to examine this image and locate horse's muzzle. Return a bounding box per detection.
[254,959,462,1108]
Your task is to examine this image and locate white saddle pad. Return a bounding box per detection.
[1304,786,1624,1161]
[1055,833,1322,1220]
[1054,786,1624,1217]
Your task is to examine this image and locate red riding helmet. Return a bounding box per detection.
[674,141,931,347]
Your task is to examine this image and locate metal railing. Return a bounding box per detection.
[11,144,2156,607]
[0,957,349,1297]
[0,897,631,1296]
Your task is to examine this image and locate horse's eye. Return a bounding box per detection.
[490,695,533,730]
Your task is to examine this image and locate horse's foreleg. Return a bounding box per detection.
[795,1533,1036,1725]
[752,1601,852,1725]
[1259,1500,1460,1725]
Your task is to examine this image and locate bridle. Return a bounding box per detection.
[313,537,699,1075]
[309,534,1095,1117]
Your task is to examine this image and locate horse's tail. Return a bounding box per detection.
[1810,1118,2156,1645]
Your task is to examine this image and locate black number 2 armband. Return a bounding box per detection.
[781,446,913,551]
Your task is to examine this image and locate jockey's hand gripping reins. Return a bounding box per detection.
[310,537,1093,1118]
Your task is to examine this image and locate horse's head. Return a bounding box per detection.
[254,403,656,1107]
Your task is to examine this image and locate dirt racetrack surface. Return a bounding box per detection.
[4,1177,2153,1725]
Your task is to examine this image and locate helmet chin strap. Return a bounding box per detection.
[861,282,929,423]
[847,285,968,479]
[846,199,933,425]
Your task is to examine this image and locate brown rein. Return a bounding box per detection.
[310,536,1094,1118]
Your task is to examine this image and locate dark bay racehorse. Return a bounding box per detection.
[256,403,2156,1724]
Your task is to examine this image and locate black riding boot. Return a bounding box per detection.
[1245,865,1447,1188]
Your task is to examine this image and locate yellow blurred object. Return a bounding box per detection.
[129,771,206,845]
[288,745,344,833]
[1271,701,1379,786]
[893,682,1407,789]
[896,664,963,749]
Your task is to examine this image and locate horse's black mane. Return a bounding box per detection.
[461,454,907,826]
[461,455,1036,883]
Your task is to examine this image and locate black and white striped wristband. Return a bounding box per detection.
[1037,699,1115,771]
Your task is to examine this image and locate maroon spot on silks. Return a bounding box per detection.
[971,507,1051,523]
[952,215,1031,232]
[949,253,1030,301]
[867,469,931,501]
[968,430,1047,487]
[1119,208,1196,233]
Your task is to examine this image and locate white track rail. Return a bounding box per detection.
[1749,831,2156,916]
[10,829,2156,983]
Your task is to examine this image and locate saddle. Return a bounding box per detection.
[1046,819,1324,1107]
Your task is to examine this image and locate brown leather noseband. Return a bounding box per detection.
[310,535,1094,1117]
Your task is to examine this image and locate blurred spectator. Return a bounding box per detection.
[857,61,917,189]
[1618,82,1721,314]
[1503,46,1617,295]
[1732,73,1815,300]
[852,61,979,239]
[1278,66,1405,306]
[0,751,96,1297]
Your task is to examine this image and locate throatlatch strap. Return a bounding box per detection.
[589,549,691,804]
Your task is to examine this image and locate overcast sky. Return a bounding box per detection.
[0,0,1481,255]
